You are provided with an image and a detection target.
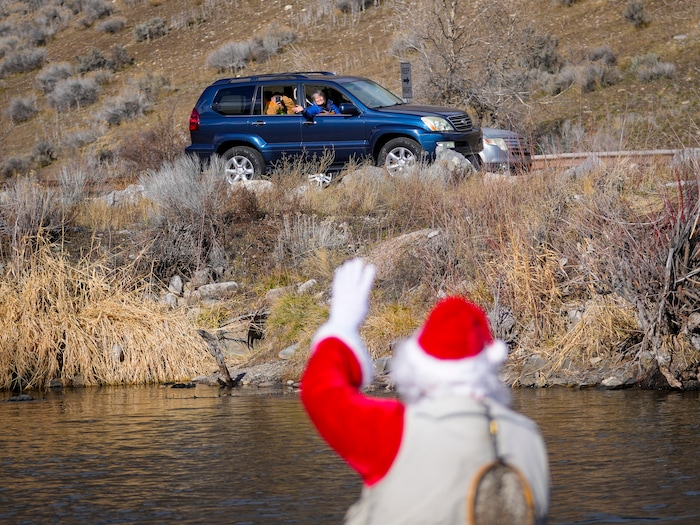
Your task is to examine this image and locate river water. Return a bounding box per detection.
[1,385,698,524]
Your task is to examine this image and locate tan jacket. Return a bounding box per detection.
[344,397,550,525]
[266,95,295,115]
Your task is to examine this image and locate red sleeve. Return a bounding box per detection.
[300,337,404,486]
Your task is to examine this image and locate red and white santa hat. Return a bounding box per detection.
[391,297,511,405]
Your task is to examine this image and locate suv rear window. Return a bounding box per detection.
[212,85,255,116]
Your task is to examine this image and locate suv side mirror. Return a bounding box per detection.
[339,103,359,116]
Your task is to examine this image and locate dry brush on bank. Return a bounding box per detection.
[0,152,699,391]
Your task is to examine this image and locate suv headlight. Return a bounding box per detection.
[421,116,454,132]
[484,137,508,152]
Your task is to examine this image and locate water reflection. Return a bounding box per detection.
[1,386,698,524]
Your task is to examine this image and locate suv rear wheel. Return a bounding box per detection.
[223,146,264,183]
[378,137,422,175]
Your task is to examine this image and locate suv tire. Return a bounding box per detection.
[378,137,422,175]
[223,146,265,183]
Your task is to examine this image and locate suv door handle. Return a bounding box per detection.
[303,121,317,126]
[252,121,266,126]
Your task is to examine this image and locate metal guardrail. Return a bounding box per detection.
[531,148,700,169]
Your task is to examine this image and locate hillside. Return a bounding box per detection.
[1,0,699,181]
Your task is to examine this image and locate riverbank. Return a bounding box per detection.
[1,156,698,392]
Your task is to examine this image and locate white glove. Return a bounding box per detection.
[311,258,376,388]
[328,258,376,333]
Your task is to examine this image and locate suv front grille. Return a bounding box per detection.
[447,114,473,132]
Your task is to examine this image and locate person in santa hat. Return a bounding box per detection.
[300,258,550,525]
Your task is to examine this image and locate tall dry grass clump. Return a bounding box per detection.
[0,240,213,391]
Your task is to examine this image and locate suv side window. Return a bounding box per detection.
[212,85,255,116]
[302,84,350,109]
[259,84,298,115]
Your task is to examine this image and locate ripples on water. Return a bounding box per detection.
[1,386,698,524]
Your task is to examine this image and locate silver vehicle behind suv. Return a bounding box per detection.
[479,127,532,173]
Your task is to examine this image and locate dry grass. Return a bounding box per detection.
[0,239,214,390]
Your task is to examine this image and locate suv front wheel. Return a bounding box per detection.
[378,137,422,175]
[223,146,265,183]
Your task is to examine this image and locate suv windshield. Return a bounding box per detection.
[342,79,403,109]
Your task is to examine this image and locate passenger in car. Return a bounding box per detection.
[293,90,340,118]
[266,93,295,115]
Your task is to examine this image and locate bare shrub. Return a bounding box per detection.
[623,0,651,28]
[108,44,132,70]
[127,72,169,102]
[31,137,58,167]
[35,61,73,93]
[80,0,113,25]
[206,40,255,72]
[133,17,167,42]
[0,176,64,256]
[76,46,109,73]
[631,53,676,82]
[390,0,557,125]
[98,90,151,125]
[0,156,31,178]
[336,0,377,13]
[62,128,100,152]
[97,16,126,33]
[137,154,239,278]
[0,46,46,77]
[256,23,297,60]
[20,20,54,45]
[589,45,617,66]
[47,76,99,111]
[115,111,188,174]
[6,95,39,123]
[273,214,351,265]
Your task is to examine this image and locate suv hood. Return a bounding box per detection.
[374,104,467,118]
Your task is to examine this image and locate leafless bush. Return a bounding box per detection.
[35,61,73,93]
[76,46,109,73]
[0,176,65,256]
[335,0,376,13]
[97,16,126,33]
[31,137,58,167]
[0,156,30,179]
[5,96,39,123]
[623,0,651,28]
[47,76,99,111]
[136,154,238,278]
[57,165,88,207]
[62,128,100,152]
[589,45,617,66]
[79,0,113,25]
[127,72,169,102]
[0,46,46,77]
[274,215,351,265]
[115,110,187,174]
[20,20,54,45]
[256,24,297,60]
[108,44,133,70]
[0,35,20,58]
[207,40,255,72]
[631,53,676,82]
[98,90,150,125]
[133,17,167,42]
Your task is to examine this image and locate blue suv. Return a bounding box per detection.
[186,72,483,181]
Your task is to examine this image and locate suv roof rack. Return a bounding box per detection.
[219,71,338,84]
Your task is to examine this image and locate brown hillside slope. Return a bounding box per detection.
[0,0,698,181]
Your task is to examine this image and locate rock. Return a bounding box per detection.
[279,343,299,360]
[373,356,391,375]
[518,354,548,387]
[190,268,212,289]
[8,394,33,402]
[168,275,184,294]
[161,292,179,307]
[196,281,239,300]
[601,376,625,389]
[297,279,317,295]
